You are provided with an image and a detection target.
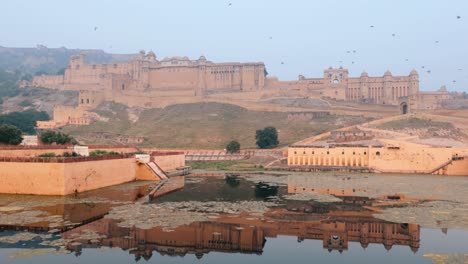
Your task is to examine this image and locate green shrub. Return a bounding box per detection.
[38,152,56,158]
[255,127,279,149]
[63,152,79,157]
[0,125,23,145]
[226,140,240,153]
[40,130,75,145]
[89,150,121,156]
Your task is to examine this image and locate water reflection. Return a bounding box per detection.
[255,182,279,198]
[59,212,419,260]
[3,174,464,263]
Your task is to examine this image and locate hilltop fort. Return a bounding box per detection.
[25,50,448,115]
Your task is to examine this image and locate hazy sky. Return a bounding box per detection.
[2,0,468,91]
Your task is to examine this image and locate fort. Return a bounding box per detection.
[26,50,449,112]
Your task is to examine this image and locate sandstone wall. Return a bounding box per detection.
[444,159,468,176]
[63,158,136,194]
[152,153,185,172]
[288,145,468,176]
[0,162,66,195]
[0,157,152,195]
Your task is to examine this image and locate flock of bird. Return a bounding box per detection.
[92,2,464,86]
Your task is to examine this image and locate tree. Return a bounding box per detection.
[255,127,279,149]
[226,140,240,153]
[0,125,23,145]
[40,130,76,145]
[0,110,50,134]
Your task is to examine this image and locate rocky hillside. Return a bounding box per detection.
[0,69,77,115]
[63,102,372,149]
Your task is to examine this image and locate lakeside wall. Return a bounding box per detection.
[152,152,185,172]
[0,155,158,195]
[287,143,468,176]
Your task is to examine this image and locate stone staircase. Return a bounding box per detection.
[146,161,168,180]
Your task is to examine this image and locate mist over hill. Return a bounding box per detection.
[0,45,136,75]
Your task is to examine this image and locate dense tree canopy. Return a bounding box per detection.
[0,125,23,145]
[40,130,76,145]
[0,70,21,100]
[226,140,241,153]
[0,110,49,134]
[255,127,279,149]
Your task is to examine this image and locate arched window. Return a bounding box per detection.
[122,84,125,90]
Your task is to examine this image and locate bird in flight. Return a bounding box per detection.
[392,33,396,37]
[281,62,284,65]
[370,25,374,28]
[94,27,98,31]
[228,3,232,6]
[457,15,461,19]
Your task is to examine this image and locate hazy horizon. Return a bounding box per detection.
[2,0,467,92]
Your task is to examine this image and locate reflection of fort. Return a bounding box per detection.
[62,214,420,260]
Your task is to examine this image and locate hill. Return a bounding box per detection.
[0,45,135,75]
[0,69,78,115]
[62,102,372,149]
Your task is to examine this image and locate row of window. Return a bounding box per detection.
[293,151,382,156]
[211,70,239,74]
